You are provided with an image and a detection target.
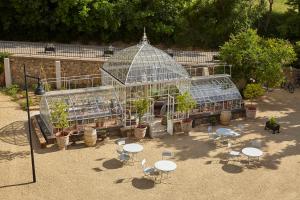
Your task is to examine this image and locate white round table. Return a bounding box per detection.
[155,160,177,172]
[123,143,143,163]
[123,143,143,153]
[216,128,240,137]
[242,147,263,163]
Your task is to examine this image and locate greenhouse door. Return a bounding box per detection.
[167,95,175,135]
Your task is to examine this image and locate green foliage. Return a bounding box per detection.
[293,41,300,68]
[176,91,196,119]
[50,101,69,131]
[269,116,277,125]
[220,29,296,88]
[133,98,150,127]
[209,116,217,125]
[44,83,51,92]
[243,84,265,103]
[4,84,20,98]
[175,0,266,47]
[20,98,32,111]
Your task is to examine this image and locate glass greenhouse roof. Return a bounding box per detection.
[190,75,242,105]
[40,87,123,133]
[102,39,189,85]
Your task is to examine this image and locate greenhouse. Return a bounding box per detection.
[40,32,243,135]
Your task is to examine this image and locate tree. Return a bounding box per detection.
[220,29,296,89]
[176,91,196,122]
[286,0,300,13]
[50,101,69,134]
[133,98,150,128]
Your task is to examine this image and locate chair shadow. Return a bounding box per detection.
[222,163,243,174]
[131,177,155,190]
[92,167,103,172]
[0,121,28,146]
[102,158,123,169]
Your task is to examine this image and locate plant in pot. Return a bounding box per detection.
[209,116,217,126]
[133,98,150,139]
[265,116,280,134]
[176,91,197,134]
[50,101,70,150]
[243,83,265,119]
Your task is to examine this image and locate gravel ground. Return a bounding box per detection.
[0,89,300,200]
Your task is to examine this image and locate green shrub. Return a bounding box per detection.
[50,101,69,131]
[20,98,32,111]
[243,84,265,104]
[176,91,196,121]
[4,84,20,98]
[269,116,277,125]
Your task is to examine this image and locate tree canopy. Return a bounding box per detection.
[220,29,296,88]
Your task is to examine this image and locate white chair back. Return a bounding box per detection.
[141,159,146,169]
[227,142,232,149]
[208,126,212,133]
[162,150,172,159]
[118,140,125,146]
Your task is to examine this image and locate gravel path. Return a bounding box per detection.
[0,90,300,200]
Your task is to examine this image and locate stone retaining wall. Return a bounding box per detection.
[8,55,104,87]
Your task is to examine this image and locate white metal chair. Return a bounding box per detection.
[141,159,157,177]
[119,153,130,164]
[116,139,126,154]
[162,150,173,160]
[208,126,212,133]
[251,140,262,148]
[227,142,240,162]
[208,133,221,145]
[237,124,244,134]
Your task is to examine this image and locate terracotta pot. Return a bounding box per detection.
[181,119,193,134]
[134,126,147,139]
[246,106,257,119]
[220,110,232,125]
[55,131,70,150]
[84,127,97,147]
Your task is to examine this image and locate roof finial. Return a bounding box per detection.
[142,27,149,44]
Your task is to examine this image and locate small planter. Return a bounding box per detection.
[55,131,70,150]
[220,110,232,125]
[265,121,280,134]
[84,127,97,147]
[134,125,147,139]
[246,106,257,119]
[181,119,193,134]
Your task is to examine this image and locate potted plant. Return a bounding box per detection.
[176,92,197,134]
[209,116,217,126]
[265,116,280,134]
[50,101,70,150]
[133,98,150,139]
[243,83,265,119]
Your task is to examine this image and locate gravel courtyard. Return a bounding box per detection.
[0,89,299,200]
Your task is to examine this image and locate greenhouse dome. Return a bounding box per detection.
[102,32,190,85]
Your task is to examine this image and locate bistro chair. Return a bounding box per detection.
[141,159,157,177]
[162,150,173,160]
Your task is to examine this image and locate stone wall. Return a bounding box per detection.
[9,55,104,87]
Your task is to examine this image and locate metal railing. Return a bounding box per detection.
[0,40,219,65]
